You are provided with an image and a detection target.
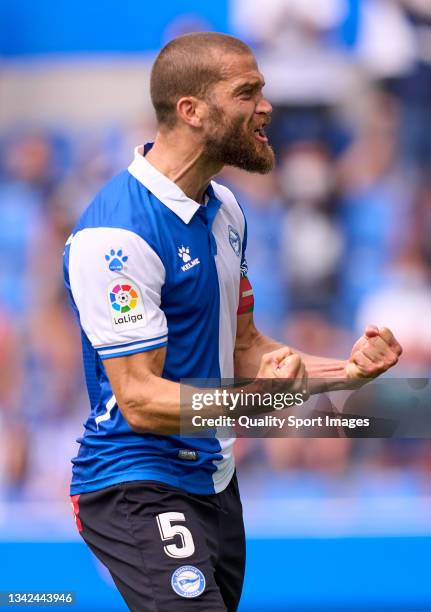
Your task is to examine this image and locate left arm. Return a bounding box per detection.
[234,207,401,393]
[234,311,402,393]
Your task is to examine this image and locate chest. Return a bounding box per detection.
[160,207,243,314]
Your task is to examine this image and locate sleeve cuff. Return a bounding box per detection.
[97,334,168,360]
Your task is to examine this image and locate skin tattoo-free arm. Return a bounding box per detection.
[103,341,308,435]
[234,311,403,393]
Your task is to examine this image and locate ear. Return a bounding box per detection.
[176,96,207,128]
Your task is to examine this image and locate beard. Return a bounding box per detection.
[202,103,275,174]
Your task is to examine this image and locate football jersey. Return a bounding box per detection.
[64,144,251,495]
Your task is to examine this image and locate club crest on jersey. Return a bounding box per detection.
[178,245,200,272]
[171,566,206,598]
[108,278,146,330]
[228,225,241,257]
[105,248,128,272]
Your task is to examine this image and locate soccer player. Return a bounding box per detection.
[64,33,402,611]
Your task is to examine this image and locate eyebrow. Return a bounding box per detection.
[232,79,265,95]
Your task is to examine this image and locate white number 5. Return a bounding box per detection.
[156,512,195,558]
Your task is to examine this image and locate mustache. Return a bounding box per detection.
[257,113,272,127]
[263,114,272,127]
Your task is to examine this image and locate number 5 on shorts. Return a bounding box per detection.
[156,512,195,558]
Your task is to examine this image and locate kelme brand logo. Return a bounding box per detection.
[178,245,200,272]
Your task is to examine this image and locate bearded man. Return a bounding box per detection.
[64,32,402,611]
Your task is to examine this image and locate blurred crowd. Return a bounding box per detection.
[1,0,431,503]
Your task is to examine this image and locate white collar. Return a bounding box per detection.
[128,144,203,224]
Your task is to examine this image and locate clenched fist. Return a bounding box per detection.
[256,347,308,396]
[345,325,402,380]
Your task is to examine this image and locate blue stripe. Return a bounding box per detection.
[97,334,167,353]
[99,341,168,360]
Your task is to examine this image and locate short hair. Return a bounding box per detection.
[150,32,252,128]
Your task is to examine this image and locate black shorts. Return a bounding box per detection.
[72,474,245,611]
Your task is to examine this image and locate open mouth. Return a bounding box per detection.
[254,126,268,143]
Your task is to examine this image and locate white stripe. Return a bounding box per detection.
[210,182,246,493]
[242,289,253,297]
[212,436,236,494]
[98,336,167,356]
[95,394,117,429]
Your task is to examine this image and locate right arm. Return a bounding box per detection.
[104,344,307,435]
[103,347,181,434]
[66,225,307,435]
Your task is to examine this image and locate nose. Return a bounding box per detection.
[256,95,272,116]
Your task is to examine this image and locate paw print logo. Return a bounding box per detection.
[178,246,191,263]
[105,249,128,272]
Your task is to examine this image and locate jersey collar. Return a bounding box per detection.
[128,144,219,224]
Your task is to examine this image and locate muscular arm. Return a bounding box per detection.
[235,312,344,378]
[103,347,182,435]
[105,314,400,434]
[104,341,305,435]
[234,312,401,392]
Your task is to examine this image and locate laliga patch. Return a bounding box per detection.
[171,565,206,598]
[108,278,146,331]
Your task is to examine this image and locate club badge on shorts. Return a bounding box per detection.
[171,565,206,598]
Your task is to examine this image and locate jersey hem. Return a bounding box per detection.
[212,457,236,494]
[70,469,234,496]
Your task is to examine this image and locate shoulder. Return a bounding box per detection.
[211,180,242,214]
[211,179,247,235]
[66,171,165,270]
[211,179,246,232]
[69,170,163,252]
[74,171,144,232]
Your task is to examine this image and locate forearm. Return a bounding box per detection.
[235,331,350,394]
[119,371,273,435]
[234,327,282,379]
[296,352,350,393]
[119,372,182,434]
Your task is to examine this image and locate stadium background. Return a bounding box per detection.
[1,0,431,609]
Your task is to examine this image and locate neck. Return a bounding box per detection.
[145,130,223,203]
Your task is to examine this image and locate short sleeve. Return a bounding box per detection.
[67,227,168,359]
